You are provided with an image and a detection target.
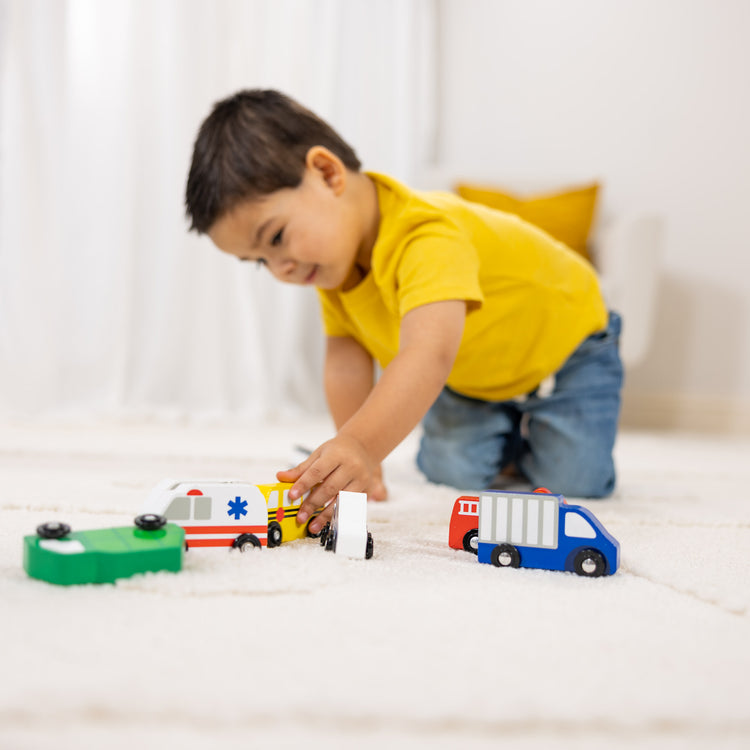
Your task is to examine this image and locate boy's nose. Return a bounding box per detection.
[272,258,297,279]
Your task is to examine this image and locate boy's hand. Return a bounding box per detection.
[276,434,383,534]
[368,464,388,503]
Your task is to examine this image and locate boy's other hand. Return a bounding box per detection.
[276,434,384,534]
[369,464,388,503]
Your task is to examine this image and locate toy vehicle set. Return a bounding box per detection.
[24,484,375,585]
[448,488,620,576]
[23,479,620,584]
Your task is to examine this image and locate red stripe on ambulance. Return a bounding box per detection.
[184,525,267,535]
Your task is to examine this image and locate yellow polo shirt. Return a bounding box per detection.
[317,172,608,401]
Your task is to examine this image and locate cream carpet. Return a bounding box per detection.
[1,419,749,750]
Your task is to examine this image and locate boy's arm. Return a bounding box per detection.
[324,335,376,431]
[278,299,466,530]
[323,336,388,503]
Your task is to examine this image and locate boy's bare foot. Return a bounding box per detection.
[500,462,522,478]
[489,462,530,491]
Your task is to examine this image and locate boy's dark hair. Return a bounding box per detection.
[185,89,361,233]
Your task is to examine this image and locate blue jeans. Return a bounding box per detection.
[417,312,624,498]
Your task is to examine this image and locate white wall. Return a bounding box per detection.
[437,0,750,432]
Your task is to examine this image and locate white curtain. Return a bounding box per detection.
[0,0,437,422]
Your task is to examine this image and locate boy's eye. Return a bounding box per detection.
[271,228,284,247]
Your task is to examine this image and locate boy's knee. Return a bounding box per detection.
[556,470,615,499]
[522,456,615,499]
[418,387,519,491]
[417,438,496,491]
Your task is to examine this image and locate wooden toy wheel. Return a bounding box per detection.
[490,543,520,568]
[324,527,336,552]
[134,514,167,531]
[267,522,282,548]
[233,533,261,552]
[319,523,330,546]
[573,549,607,577]
[36,521,71,539]
[462,529,479,554]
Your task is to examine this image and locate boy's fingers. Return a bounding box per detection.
[295,468,359,526]
[295,481,335,525]
[307,502,335,535]
[276,467,301,482]
[277,450,319,487]
[288,456,335,502]
[304,474,365,522]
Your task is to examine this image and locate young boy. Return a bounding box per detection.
[185,89,623,535]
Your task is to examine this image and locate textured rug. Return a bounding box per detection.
[1,419,749,749]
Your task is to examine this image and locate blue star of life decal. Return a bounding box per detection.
[227,496,248,520]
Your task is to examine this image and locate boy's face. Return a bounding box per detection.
[208,156,367,291]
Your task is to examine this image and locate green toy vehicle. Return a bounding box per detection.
[23,514,184,585]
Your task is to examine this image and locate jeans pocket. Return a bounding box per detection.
[581,311,622,352]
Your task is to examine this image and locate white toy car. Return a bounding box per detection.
[320,491,374,560]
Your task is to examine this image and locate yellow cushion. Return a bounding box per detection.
[455,182,599,259]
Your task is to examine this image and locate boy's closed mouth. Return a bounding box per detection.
[304,266,318,284]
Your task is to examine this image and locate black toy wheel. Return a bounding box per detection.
[233,533,261,552]
[267,522,283,548]
[490,543,520,568]
[325,527,336,552]
[462,529,479,555]
[134,513,167,531]
[365,532,374,560]
[36,521,71,539]
[573,548,607,577]
[319,523,330,546]
[306,520,323,539]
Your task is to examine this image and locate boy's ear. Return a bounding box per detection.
[306,146,346,195]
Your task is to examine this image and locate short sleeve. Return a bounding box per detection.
[317,289,352,337]
[395,233,484,317]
